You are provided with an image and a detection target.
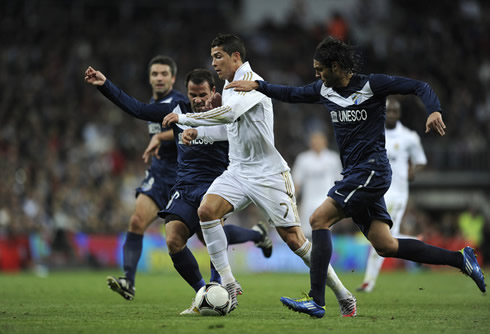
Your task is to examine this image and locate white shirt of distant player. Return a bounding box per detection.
[293,149,342,230]
[293,148,342,209]
[179,61,290,177]
[384,121,427,198]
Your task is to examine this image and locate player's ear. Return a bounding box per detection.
[232,51,242,64]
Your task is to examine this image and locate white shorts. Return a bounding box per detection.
[206,169,301,228]
[385,192,408,235]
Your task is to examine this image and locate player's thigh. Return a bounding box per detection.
[248,172,300,228]
[133,193,160,226]
[309,197,345,229]
[202,171,248,219]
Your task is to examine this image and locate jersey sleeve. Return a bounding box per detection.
[369,74,442,115]
[408,131,427,166]
[177,90,265,126]
[97,79,178,122]
[256,80,324,104]
[196,125,228,142]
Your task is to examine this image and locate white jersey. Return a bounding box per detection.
[292,149,342,236]
[385,121,427,200]
[179,62,290,177]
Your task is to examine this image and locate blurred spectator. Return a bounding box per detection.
[326,11,349,41]
[458,205,484,248]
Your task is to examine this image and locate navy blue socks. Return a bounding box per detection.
[396,238,463,269]
[123,232,143,285]
[223,224,261,244]
[309,229,332,306]
[170,246,206,292]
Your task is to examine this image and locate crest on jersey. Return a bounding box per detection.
[351,92,362,105]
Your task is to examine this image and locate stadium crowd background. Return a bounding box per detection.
[0,0,489,269]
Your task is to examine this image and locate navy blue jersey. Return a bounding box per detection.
[98,80,229,185]
[145,91,186,188]
[257,74,441,175]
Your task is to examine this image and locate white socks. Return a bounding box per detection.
[294,239,312,267]
[326,264,352,300]
[200,219,235,285]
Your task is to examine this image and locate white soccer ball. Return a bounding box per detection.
[195,283,231,316]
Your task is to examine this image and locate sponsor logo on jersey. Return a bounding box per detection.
[148,122,162,134]
[178,133,214,145]
[330,109,367,123]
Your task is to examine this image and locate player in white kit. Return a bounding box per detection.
[358,97,427,292]
[292,132,342,239]
[163,34,356,316]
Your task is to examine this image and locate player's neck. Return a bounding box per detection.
[154,89,172,101]
[338,73,353,88]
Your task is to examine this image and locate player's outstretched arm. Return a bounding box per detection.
[225,80,259,92]
[84,66,106,86]
[425,111,446,136]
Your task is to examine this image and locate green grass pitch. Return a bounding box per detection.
[0,270,488,334]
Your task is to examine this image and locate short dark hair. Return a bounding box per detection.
[147,55,177,77]
[211,33,246,62]
[314,37,361,74]
[185,69,216,90]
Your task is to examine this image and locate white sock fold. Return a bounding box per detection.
[294,239,312,267]
[200,219,235,285]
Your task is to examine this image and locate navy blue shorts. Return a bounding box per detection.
[136,169,174,211]
[158,183,210,236]
[328,169,393,237]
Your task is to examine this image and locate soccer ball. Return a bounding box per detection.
[195,283,231,316]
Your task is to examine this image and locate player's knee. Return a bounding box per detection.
[128,214,146,234]
[309,211,332,230]
[166,235,186,254]
[197,204,218,222]
[373,240,398,257]
[280,228,305,251]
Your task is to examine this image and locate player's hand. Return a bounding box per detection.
[162,113,179,128]
[203,92,222,111]
[84,66,107,86]
[425,111,446,136]
[142,135,161,163]
[225,80,259,92]
[182,129,198,146]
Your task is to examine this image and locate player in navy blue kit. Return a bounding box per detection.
[227,36,486,318]
[91,55,184,301]
[85,66,271,313]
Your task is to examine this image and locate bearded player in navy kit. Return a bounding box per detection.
[85,66,271,314]
[227,36,486,318]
